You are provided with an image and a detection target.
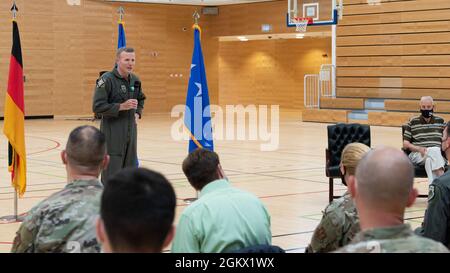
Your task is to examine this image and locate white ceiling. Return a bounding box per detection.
[107,0,277,6]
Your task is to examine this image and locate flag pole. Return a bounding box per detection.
[183,11,202,205]
[14,191,18,220]
[0,191,21,223]
[0,2,25,223]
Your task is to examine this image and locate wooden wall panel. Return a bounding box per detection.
[339,8,450,26]
[320,97,364,109]
[368,111,414,127]
[337,0,450,101]
[302,109,348,123]
[344,0,450,14]
[218,38,331,110]
[0,0,218,117]
[338,55,450,67]
[368,112,450,127]
[337,67,450,78]
[385,99,450,113]
[338,44,450,57]
[337,77,450,89]
[212,0,332,36]
[338,21,450,36]
[337,88,450,100]
[337,32,450,46]
[0,0,331,117]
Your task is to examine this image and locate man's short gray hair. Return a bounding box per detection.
[420,96,434,105]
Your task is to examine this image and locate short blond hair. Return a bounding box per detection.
[341,143,371,175]
[116,47,135,59]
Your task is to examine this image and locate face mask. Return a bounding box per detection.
[421,109,433,118]
[442,138,449,160]
[340,169,347,186]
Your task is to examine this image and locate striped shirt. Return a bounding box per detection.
[404,115,445,147]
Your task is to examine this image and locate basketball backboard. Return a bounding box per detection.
[287,0,343,28]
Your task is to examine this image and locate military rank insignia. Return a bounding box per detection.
[96,78,105,88]
[428,185,435,201]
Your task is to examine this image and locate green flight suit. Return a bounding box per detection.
[92,68,146,183]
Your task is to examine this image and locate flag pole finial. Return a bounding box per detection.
[118,6,125,22]
[193,10,200,25]
[11,2,18,20]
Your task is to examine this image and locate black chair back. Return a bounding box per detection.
[326,123,371,202]
[326,123,371,177]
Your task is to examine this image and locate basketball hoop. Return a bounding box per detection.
[293,17,312,33]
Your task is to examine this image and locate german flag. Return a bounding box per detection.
[3,19,26,197]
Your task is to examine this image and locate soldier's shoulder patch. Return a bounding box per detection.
[315,226,327,241]
[428,185,435,201]
[96,77,105,88]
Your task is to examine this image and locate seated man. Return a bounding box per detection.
[171,148,271,253]
[335,147,448,253]
[96,168,176,253]
[416,123,450,248]
[11,126,109,253]
[403,96,446,183]
[306,143,370,253]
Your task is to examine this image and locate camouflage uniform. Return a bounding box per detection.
[334,224,449,253]
[306,191,360,253]
[11,179,103,253]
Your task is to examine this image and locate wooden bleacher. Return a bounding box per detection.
[320,97,364,110]
[303,97,450,127]
[301,0,450,127]
[384,100,450,113]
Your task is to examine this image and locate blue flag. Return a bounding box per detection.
[185,25,214,153]
[118,22,126,48]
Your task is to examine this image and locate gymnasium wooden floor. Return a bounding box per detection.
[0,111,429,253]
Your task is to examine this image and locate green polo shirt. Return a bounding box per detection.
[171,179,272,253]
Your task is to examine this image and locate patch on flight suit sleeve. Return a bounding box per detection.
[96,77,105,88]
[428,185,435,201]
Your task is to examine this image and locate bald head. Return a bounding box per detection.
[355,147,415,211]
[65,125,106,172]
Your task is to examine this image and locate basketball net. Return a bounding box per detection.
[293,17,310,33]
